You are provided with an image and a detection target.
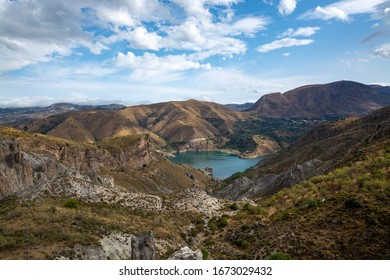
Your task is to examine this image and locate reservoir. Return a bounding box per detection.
[169,150,262,179]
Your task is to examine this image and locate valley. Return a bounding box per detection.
[1,80,390,260]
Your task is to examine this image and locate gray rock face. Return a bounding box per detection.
[100,233,133,260]
[131,232,156,260]
[0,136,154,198]
[214,159,323,200]
[168,246,203,260]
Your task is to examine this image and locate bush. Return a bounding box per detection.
[63,198,79,209]
[229,203,239,211]
[267,252,292,260]
[240,224,250,231]
[190,228,199,237]
[216,217,228,229]
[233,239,249,249]
[201,248,209,260]
[208,220,218,233]
[345,197,363,209]
[194,216,205,225]
[363,179,389,191]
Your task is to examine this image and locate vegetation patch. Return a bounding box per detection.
[267,252,292,260]
[63,198,79,209]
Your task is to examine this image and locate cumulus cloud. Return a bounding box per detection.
[280,27,321,37]
[0,0,269,73]
[300,0,387,21]
[374,43,390,58]
[257,38,314,53]
[0,0,101,72]
[114,52,211,73]
[278,0,297,16]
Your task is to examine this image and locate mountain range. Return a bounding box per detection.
[244,81,390,118]
[9,81,390,156]
[0,103,126,125]
[1,80,390,260]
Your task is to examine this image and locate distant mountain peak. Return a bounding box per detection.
[244,81,390,118]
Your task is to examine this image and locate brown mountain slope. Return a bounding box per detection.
[205,149,390,259]
[18,100,243,149]
[120,99,243,142]
[0,126,209,197]
[215,103,390,199]
[18,110,154,143]
[245,81,390,118]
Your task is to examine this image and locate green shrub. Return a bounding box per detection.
[240,224,250,231]
[345,197,363,209]
[216,217,228,229]
[208,219,218,233]
[229,203,239,211]
[233,239,249,249]
[194,216,205,225]
[363,179,389,191]
[63,198,79,209]
[267,252,292,260]
[204,237,215,246]
[201,248,209,260]
[190,228,199,237]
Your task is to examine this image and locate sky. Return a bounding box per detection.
[0,0,390,107]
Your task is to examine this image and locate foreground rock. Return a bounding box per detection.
[168,247,203,260]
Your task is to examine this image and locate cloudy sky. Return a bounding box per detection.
[1,0,389,107]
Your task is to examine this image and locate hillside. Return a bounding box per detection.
[245,81,390,118]
[0,127,209,197]
[203,104,390,260]
[2,90,390,260]
[119,99,242,144]
[215,103,390,199]
[0,103,125,125]
[0,127,230,260]
[203,149,390,259]
[17,100,243,151]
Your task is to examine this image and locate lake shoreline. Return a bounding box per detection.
[168,150,262,179]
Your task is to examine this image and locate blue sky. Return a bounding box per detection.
[0,0,389,107]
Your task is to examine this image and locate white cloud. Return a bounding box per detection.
[115,52,211,71]
[278,0,297,16]
[374,43,390,58]
[262,0,274,5]
[341,59,351,67]
[94,0,169,27]
[0,0,270,74]
[257,38,314,53]
[0,0,103,72]
[95,7,138,28]
[280,27,321,37]
[300,0,387,21]
[127,27,162,50]
[282,52,290,56]
[222,17,269,36]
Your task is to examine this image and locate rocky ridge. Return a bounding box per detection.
[217,103,390,200]
[245,80,390,118]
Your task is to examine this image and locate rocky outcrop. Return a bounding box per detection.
[0,139,68,196]
[100,233,133,260]
[168,246,203,260]
[240,135,281,158]
[70,232,153,260]
[172,186,223,216]
[18,173,163,211]
[214,159,323,200]
[0,133,154,198]
[131,232,156,260]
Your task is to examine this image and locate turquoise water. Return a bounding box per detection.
[169,150,262,179]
